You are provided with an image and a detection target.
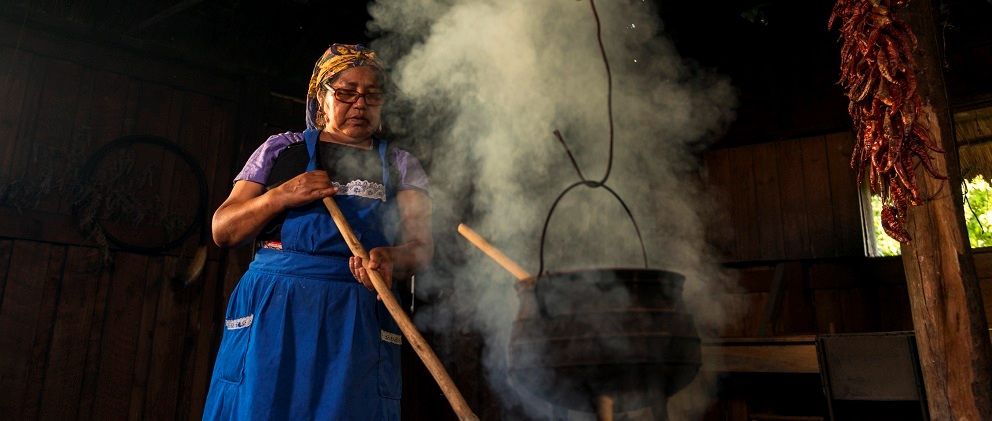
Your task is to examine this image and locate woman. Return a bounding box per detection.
[203,44,433,420]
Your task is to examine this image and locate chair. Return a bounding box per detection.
[815,332,928,420]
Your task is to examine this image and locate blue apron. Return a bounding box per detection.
[203,129,402,420]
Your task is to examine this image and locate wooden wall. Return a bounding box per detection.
[704,131,992,339]
[0,20,254,420]
[705,131,865,263]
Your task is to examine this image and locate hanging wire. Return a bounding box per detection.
[589,0,616,185]
[537,0,648,278]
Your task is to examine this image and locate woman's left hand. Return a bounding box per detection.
[350,248,393,299]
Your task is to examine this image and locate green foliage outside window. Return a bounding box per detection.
[870,195,902,256]
[871,174,992,256]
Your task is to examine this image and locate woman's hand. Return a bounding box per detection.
[350,248,393,300]
[271,170,338,209]
[212,171,338,248]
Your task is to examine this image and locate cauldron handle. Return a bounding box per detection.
[537,0,645,289]
[535,181,647,318]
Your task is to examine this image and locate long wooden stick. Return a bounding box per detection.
[595,394,614,421]
[323,198,478,421]
[456,223,533,284]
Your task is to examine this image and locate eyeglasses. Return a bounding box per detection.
[326,86,386,105]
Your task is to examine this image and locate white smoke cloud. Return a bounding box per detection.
[368,0,740,418]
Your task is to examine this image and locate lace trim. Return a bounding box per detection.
[225,314,254,330]
[334,179,386,202]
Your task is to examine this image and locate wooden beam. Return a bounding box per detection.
[896,1,992,419]
[701,335,819,374]
[134,0,209,33]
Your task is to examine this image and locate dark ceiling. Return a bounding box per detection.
[3,0,991,146]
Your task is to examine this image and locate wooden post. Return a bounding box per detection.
[897,1,992,418]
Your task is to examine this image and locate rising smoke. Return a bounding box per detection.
[368,0,740,418]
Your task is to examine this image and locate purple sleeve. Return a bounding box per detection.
[391,149,432,198]
[234,132,303,184]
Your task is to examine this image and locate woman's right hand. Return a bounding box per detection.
[212,171,338,248]
[271,170,339,210]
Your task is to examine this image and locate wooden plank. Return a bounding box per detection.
[38,246,104,421]
[3,51,45,209]
[128,255,164,421]
[700,336,820,373]
[20,245,67,420]
[981,278,992,327]
[0,241,10,305]
[211,98,240,211]
[862,255,907,284]
[973,250,992,278]
[24,57,84,214]
[0,45,33,184]
[717,293,748,337]
[824,131,864,257]
[90,252,149,420]
[813,289,845,334]
[137,81,180,249]
[143,256,189,421]
[777,137,813,259]
[728,146,761,261]
[800,136,838,257]
[779,262,814,334]
[86,71,131,154]
[77,249,113,420]
[753,142,786,260]
[151,90,186,240]
[57,66,98,214]
[0,241,53,418]
[703,148,737,260]
[222,250,246,302]
[839,287,875,332]
[173,93,212,255]
[185,259,221,420]
[807,261,863,290]
[877,284,915,332]
[734,265,774,293]
[744,292,767,337]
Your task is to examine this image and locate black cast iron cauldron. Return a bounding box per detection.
[507,268,701,416]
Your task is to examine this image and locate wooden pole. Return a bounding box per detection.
[322,197,479,421]
[896,1,992,418]
[595,394,614,421]
[456,223,533,283]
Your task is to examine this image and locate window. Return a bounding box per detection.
[867,105,992,256]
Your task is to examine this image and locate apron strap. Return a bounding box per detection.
[378,137,390,201]
[303,129,321,172]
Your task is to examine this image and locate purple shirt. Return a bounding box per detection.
[235,132,432,196]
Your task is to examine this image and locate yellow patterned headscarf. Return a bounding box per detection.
[306,44,386,129]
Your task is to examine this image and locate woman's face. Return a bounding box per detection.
[320,65,384,146]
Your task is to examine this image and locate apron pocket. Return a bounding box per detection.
[215,314,254,384]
